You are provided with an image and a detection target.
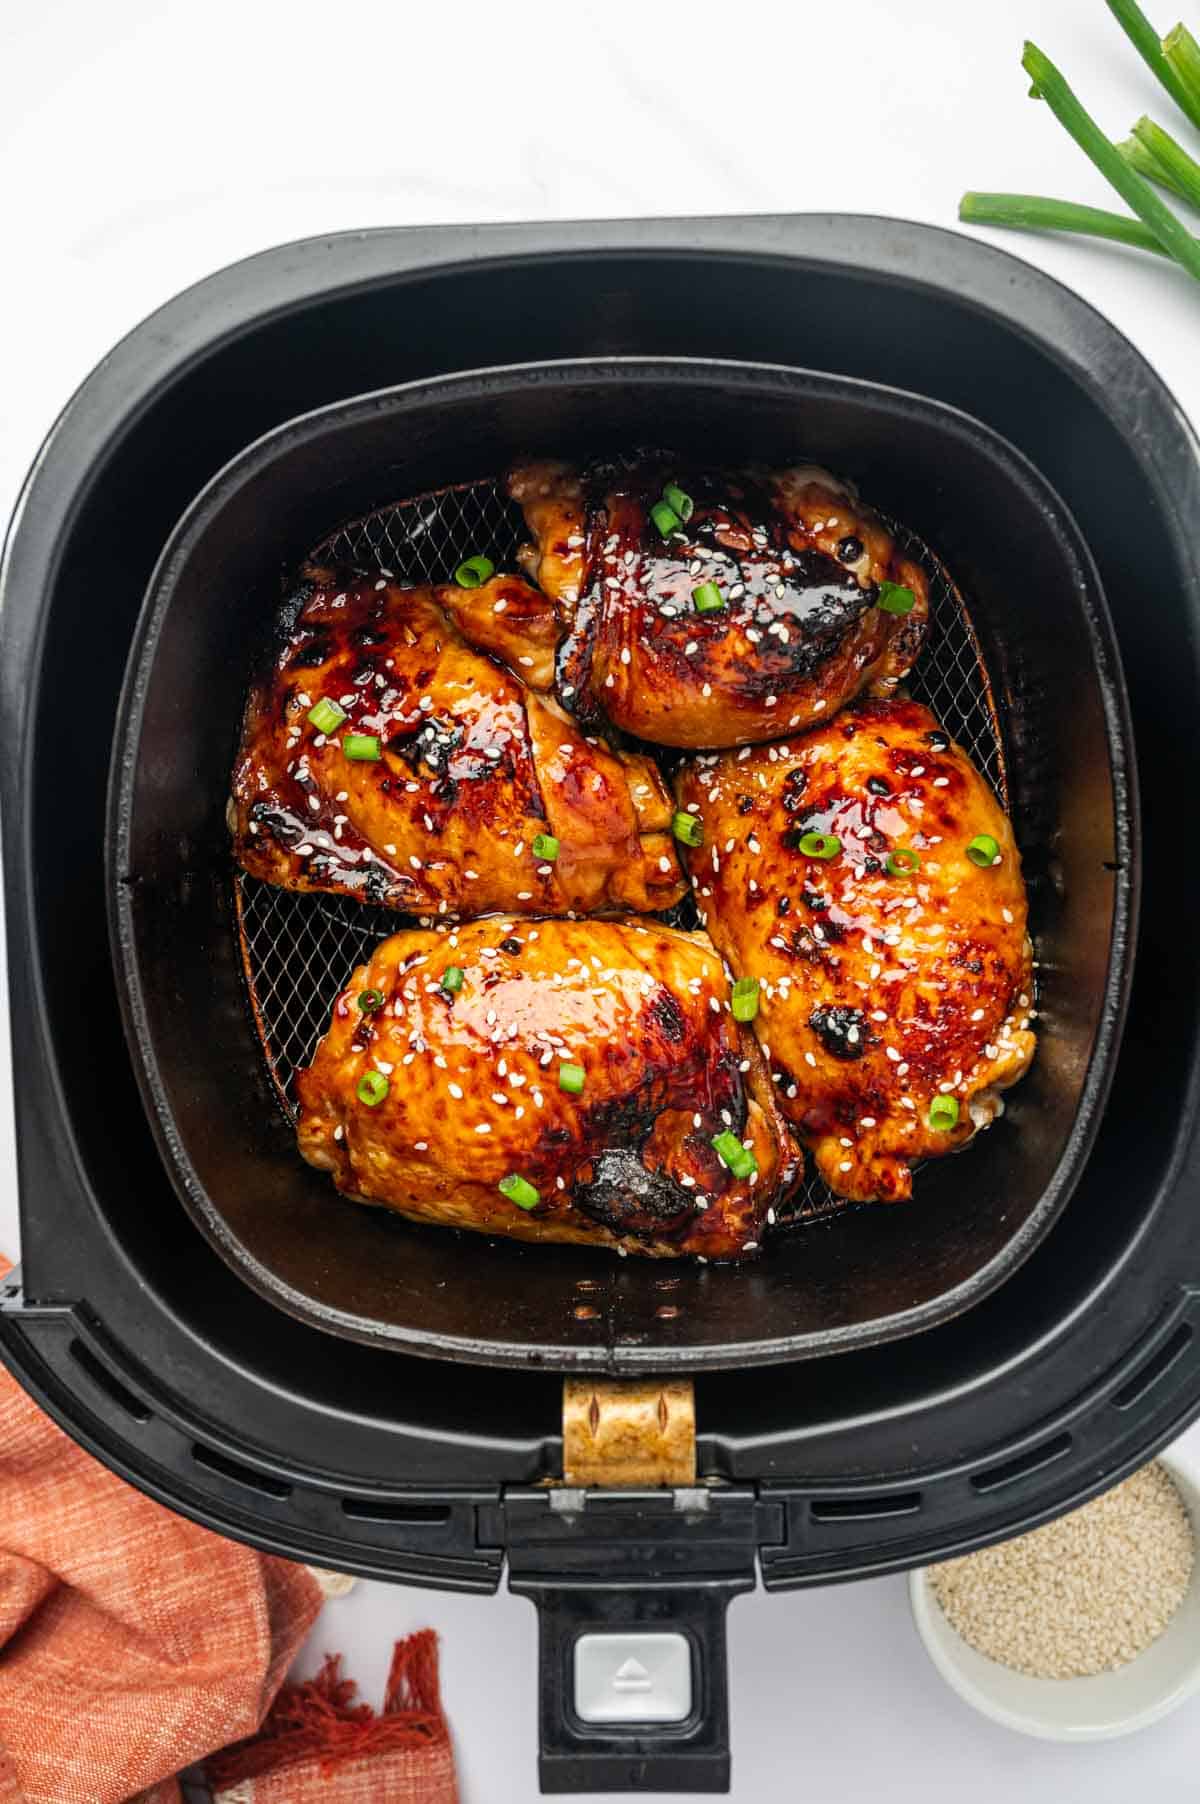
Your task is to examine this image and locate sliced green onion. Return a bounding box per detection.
[308,697,346,734]
[343,733,382,762]
[440,965,464,993]
[672,811,703,847]
[966,833,1001,868]
[532,832,560,862]
[558,1063,585,1094]
[650,500,683,539]
[731,977,760,1023]
[798,830,841,860]
[886,848,921,877]
[356,988,385,1013]
[454,555,495,589]
[499,1173,540,1211]
[928,1094,961,1132]
[356,1069,389,1107]
[711,1130,758,1181]
[877,580,916,616]
[663,482,695,523]
[692,581,725,614]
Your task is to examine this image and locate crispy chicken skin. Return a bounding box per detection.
[507,457,927,748]
[674,698,1036,1202]
[295,917,802,1260]
[231,565,684,919]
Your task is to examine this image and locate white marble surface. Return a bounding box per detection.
[3,0,1200,1797]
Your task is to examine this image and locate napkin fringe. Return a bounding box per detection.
[207,1629,448,1789]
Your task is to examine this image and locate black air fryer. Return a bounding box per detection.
[2,216,1199,1797]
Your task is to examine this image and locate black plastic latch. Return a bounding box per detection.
[485,1487,777,1793]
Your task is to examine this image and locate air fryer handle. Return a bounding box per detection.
[515,1577,747,1794]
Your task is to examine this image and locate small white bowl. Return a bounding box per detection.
[909,1452,1200,1740]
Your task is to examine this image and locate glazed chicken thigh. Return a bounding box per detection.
[232,565,684,919]
[296,916,801,1260]
[508,457,927,748]
[674,698,1036,1202]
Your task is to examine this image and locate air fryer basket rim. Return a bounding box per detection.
[108,354,1137,1370]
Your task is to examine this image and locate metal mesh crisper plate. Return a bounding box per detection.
[235,478,1006,1229]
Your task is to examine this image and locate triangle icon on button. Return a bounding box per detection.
[612,1657,653,1690]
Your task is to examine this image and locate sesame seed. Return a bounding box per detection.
[474,1123,491,1135]
[620,647,631,665]
[838,1160,852,1173]
[929,1462,1193,1679]
[449,1083,464,1100]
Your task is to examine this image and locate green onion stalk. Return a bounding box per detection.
[1106,0,1200,129]
[959,38,1200,288]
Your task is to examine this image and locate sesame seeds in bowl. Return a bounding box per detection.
[909,1454,1200,1740]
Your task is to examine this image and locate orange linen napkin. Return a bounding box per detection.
[0,1255,458,1804]
[205,1632,459,1803]
[0,1261,323,1804]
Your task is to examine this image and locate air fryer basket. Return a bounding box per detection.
[110,358,1134,1370]
[5,217,1196,1798]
